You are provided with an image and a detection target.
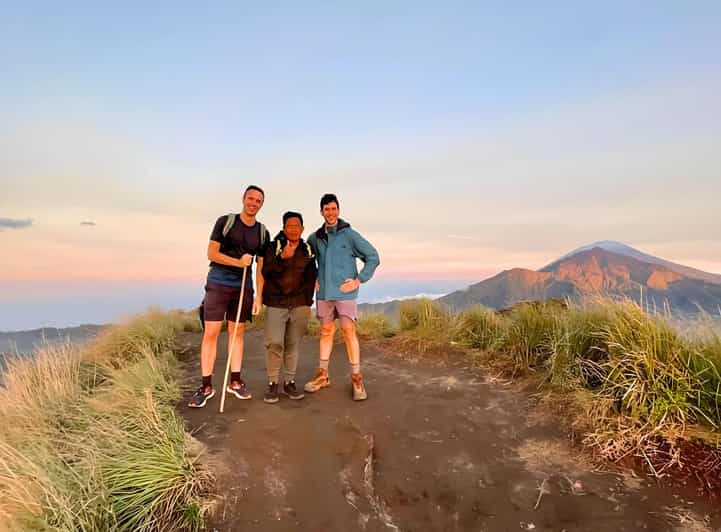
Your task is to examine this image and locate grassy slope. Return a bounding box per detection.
[0,310,211,532]
[357,297,721,486]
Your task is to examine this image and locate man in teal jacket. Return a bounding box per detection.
[304,193,380,400]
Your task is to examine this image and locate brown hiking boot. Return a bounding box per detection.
[351,373,367,401]
[304,368,330,393]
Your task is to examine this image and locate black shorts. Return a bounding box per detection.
[203,282,254,323]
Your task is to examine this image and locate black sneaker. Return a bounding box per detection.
[264,382,279,403]
[188,386,215,408]
[227,379,252,400]
[282,380,305,400]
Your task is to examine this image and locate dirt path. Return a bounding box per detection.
[176,331,721,532]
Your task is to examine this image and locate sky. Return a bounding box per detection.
[2,1,721,330]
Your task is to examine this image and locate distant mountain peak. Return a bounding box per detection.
[544,241,641,268]
[434,242,721,316]
[543,241,721,285]
[581,240,631,249]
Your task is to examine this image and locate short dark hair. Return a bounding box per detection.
[282,211,303,226]
[243,185,265,199]
[320,193,339,209]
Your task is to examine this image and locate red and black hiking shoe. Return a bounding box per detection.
[227,379,252,400]
[188,386,215,408]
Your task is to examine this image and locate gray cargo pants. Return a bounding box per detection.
[264,306,310,383]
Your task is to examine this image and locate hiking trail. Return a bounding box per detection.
[176,330,721,532]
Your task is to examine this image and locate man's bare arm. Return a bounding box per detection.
[207,240,252,268]
[253,257,265,314]
[255,258,265,296]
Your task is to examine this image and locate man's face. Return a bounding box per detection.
[283,217,303,241]
[321,201,339,225]
[242,189,264,216]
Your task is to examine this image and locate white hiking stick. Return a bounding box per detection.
[219,266,248,413]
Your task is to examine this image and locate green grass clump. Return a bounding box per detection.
[451,305,505,351]
[397,299,453,352]
[357,313,396,339]
[689,329,721,424]
[544,303,611,388]
[583,299,721,430]
[399,298,450,333]
[0,310,212,531]
[98,394,209,532]
[499,301,559,369]
[89,309,189,368]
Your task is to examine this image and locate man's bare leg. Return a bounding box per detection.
[226,321,245,372]
[188,320,224,407]
[200,321,223,377]
[340,320,360,374]
[319,321,335,366]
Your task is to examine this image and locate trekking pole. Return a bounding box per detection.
[219,266,248,413]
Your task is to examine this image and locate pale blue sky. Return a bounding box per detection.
[2,2,721,329]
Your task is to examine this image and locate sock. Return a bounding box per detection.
[319,359,330,371]
[202,375,212,388]
[350,363,360,375]
[231,371,241,383]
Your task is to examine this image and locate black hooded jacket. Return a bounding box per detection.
[261,231,317,309]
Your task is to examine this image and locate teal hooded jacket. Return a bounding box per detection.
[307,219,380,301]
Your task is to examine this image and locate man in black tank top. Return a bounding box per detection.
[188,185,270,408]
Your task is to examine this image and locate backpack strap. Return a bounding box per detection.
[258,222,267,249]
[222,213,237,237]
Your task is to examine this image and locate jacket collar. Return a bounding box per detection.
[272,231,310,256]
[315,218,351,241]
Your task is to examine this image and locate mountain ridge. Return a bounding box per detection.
[0,324,105,354]
[360,242,721,317]
[544,241,721,285]
[438,245,721,315]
